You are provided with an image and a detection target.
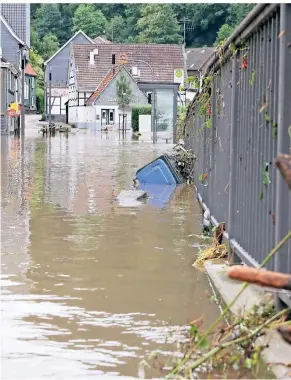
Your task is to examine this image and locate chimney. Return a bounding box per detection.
[89,48,99,65]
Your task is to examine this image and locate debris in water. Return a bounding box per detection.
[193,243,227,269]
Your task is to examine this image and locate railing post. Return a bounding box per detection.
[227,53,241,265]
[275,4,291,309]
[209,76,216,214]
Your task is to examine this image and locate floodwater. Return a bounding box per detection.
[1,128,220,379]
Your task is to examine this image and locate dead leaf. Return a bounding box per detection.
[259,103,268,113]
[278,30,286,38]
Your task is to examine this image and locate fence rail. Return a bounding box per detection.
[184,3,291,307]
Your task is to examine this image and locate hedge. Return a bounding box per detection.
[131,105,152,132]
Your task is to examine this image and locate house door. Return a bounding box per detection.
[101,109,115,125]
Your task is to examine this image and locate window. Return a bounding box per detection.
[31,77,35,89]
[31,95,35,106]
[24,82,29,99]
[8,71,12,91]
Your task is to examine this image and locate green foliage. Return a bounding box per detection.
[40,34,60,62]
[29,49,44,113]
[186,76,200,89]
[177,105,188,138]
[250,71,256,86]
[186,4,229,46]
[72,4,106,38]
[29,49,44,86]
[131,105,152,132]
[36,87,44,114]
[137,4,183,44]
[227,4,255,26]
[33,4,62,39]
[31,3,257,57]
[214,24,234,46]
[30,26,42,53]
[116,74,132,111]
[215,4,255,47]
[105,15,127,43]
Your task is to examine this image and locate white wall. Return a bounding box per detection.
[69,105,95,127]
[69,104,133,129]
[94,105,132,128]
[139,114,151,133]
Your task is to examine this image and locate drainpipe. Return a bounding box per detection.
[20,45,27,137]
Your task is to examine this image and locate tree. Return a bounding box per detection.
[214,24,234,46]
[185,4,229,46]
[105,15,126,43]
[137,4,183,44]
[57,4,76,45]
[30,26,42,54]
[29,49,44,113]
[214,4,255,47]
[72,4,106,38]
[116,73,132,132]
[226,4,255,27]
[33,4,62,39]
[98,4,126,20]
[123,4,142,42]
[40,34,60,61]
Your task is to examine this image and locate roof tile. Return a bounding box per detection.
[72,43,185,91]
[25,63,37,76]
[186,47,214,71]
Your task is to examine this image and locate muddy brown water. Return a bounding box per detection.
[1,130,220,379]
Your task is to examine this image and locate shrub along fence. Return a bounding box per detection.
[184,3,291,308]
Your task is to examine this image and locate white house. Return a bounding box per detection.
[67,43,186,134]
[69,64,148,129]
[44,30,94,122]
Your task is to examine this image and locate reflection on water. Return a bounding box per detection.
[1,131,219,379]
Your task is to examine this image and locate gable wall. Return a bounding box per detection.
[94,71,148,107]
[0,20,20,66]
[45,33,92,86]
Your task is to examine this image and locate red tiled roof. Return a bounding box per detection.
[72,43,185,91]
[25,63,37,77]
[86,66,120,105]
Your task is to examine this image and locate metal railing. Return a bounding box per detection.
[184,3,291,307]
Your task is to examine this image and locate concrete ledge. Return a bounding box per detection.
[205,262,291,379]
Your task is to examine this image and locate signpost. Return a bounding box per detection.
[8,102,22,117]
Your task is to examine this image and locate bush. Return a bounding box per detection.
[177,105,188,139]
[131,105,152,132]
[36,87,44,114]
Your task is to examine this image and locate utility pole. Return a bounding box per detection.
[48,65,52,126]
[179,18,193,47]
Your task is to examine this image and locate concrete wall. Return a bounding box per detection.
[68,105,95,128]
[68,104,133,130]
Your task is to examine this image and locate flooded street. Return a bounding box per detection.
[1,128,220,379]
